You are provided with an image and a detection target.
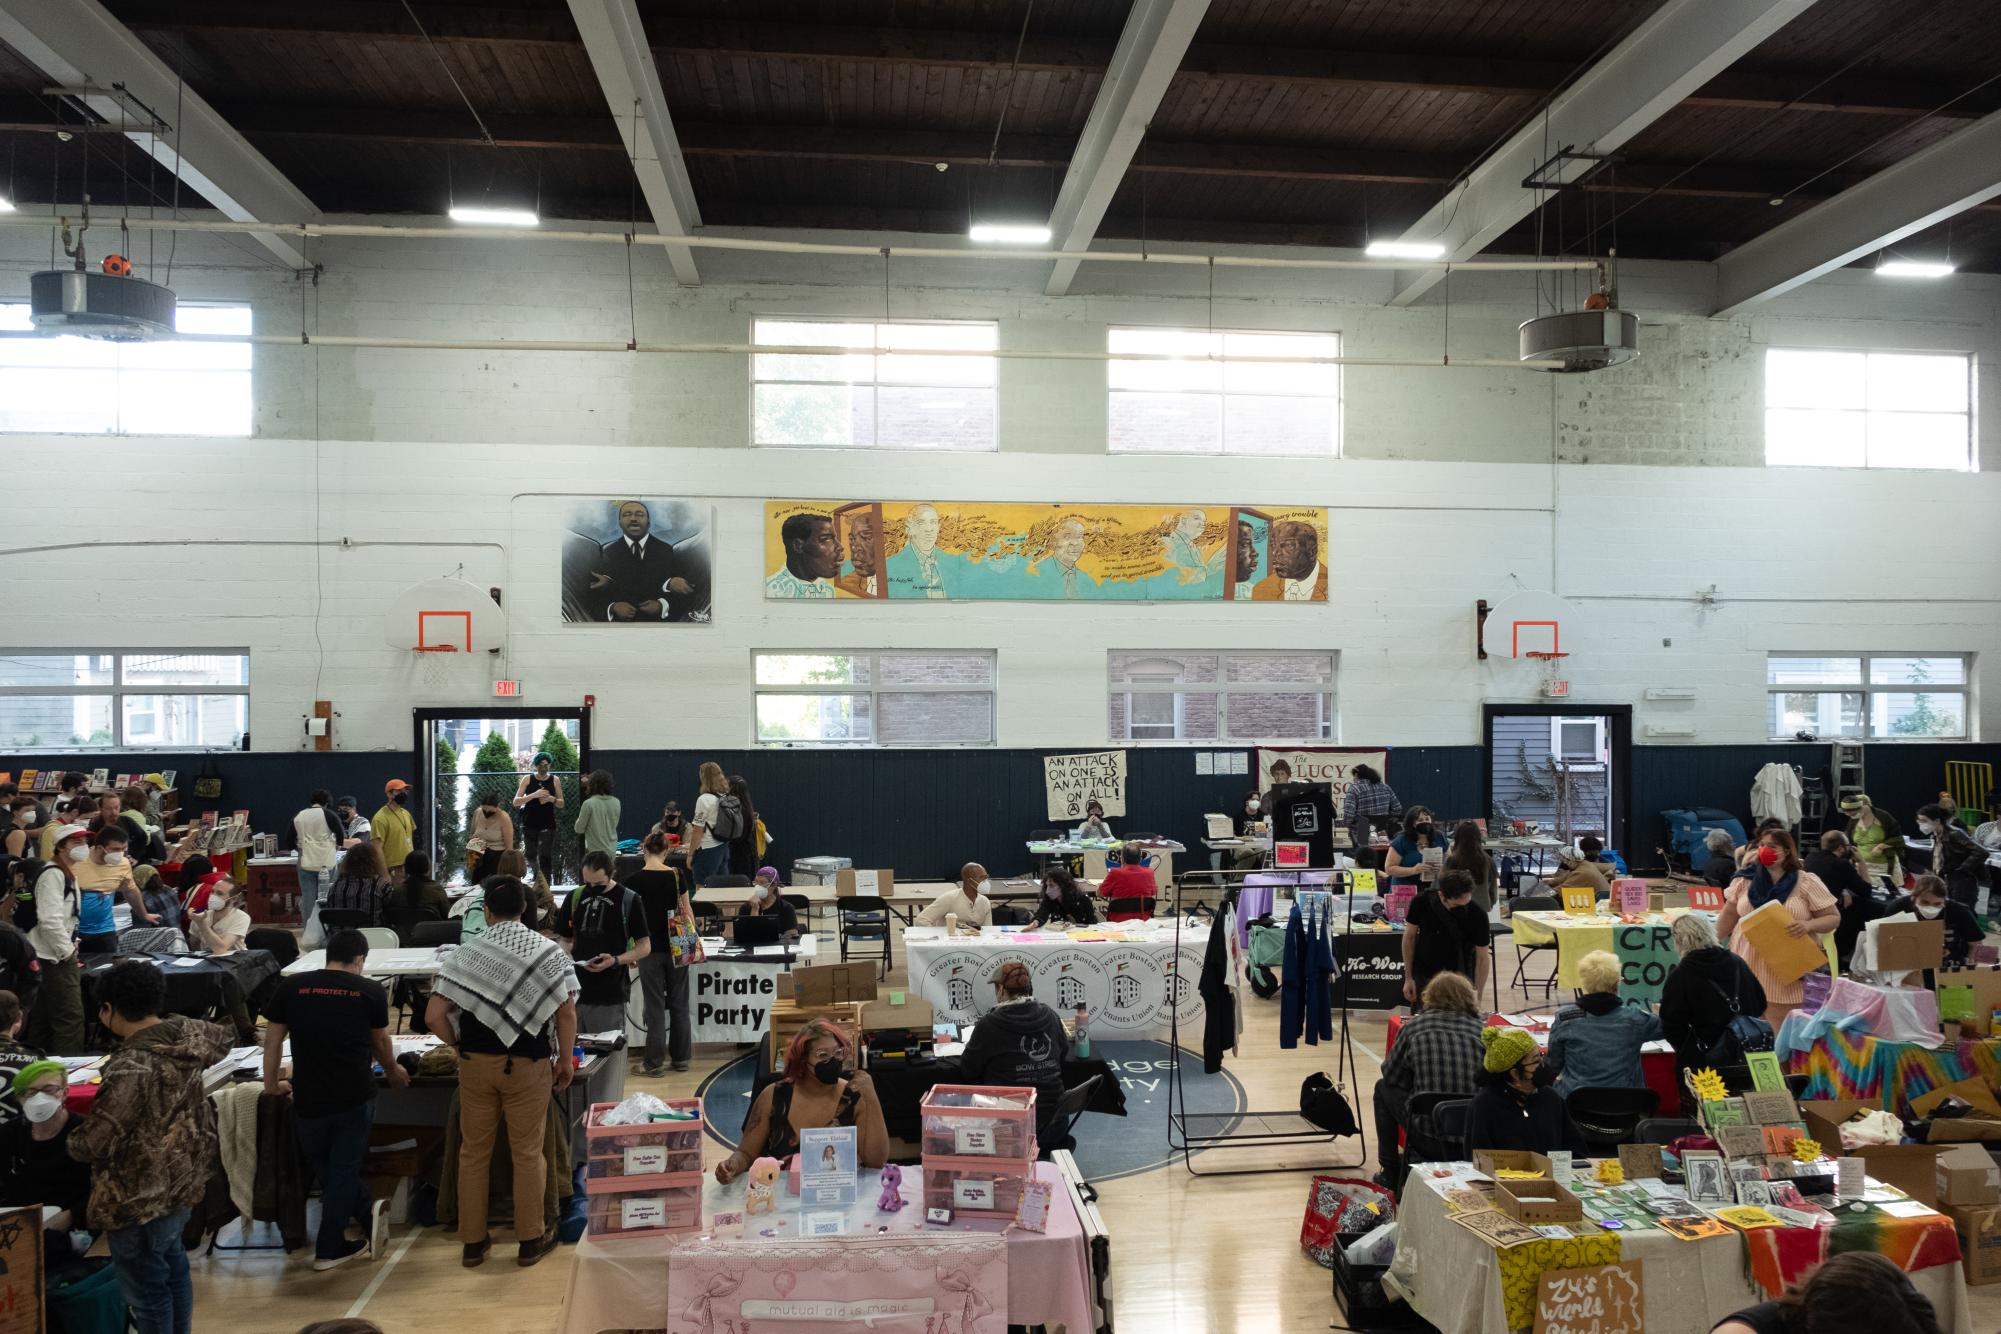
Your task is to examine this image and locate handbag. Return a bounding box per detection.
[667,907,705,966]
[1300,1175,1393,1269]
[1299,1071,1360,1136]
[1703,974,1775,1064]
[192,759,223,801]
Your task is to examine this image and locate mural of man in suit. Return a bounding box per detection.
[1251,520,1328,601]
[833,503,883,598]
[885,502,955,599]
[764,511,841,599]
[591,500,699,621]
[1035,517,1100,599]
[1231,519,1261,600]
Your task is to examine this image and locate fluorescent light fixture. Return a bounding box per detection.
[1875,259,1954,278]
[1364,239,1447,260]
[448,205,539,227]
[968,223,1052,245]
[0,197,14,214]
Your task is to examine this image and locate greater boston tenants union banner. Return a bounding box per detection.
[763,499,1330,602]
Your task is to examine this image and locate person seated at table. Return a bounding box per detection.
[1097,844,1158,923]
[1229,790,1266,870]
[959,960,1069,1145]
[1804,830,1878,966]
[1464,1026,1587,1158]
[1701,828,1740,888]
[131,863,183,933]
[1031,866,1098,928]
[1373,971,1484,1189]
[1401,871,1490,1007]
[1713,1251,1943,1334]
[386,852,450,944]
[1072,800,1114,842]
[188,876,252,954]
[1885,873,1981,970]
[1719,829,1839,1025]
[1542,847,1612,899]
[0,1059,94,1268]
[323,842,392,929]
[1544,950,1661,1097]
[178,854,229,914]
[916,864,995,934]
[1658,914,1766,1109]
[732,868,799,941]
[714,1018,887,1184]
[1384,807,1445,890]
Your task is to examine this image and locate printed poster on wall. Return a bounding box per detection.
[561,498,713,623]
[763,499,1330,601]
[1044,750,1127,821]
[1255,747,1390,811]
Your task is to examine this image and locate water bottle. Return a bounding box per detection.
[572,1043,585,1071]
[1073,1005,1091,1059]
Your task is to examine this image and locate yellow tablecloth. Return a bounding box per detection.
[1510,910,1693,989]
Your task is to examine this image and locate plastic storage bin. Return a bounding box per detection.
[920,1160,1033,1220]
[583,1174,702,1238]
[583,1099,704,1180]
[918,1085,1037,1161]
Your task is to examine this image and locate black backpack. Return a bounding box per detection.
[1702,974,1776,1065]
[572,885,639,990]
[1299,1072,1360,1136]
[711,794,745,842]
[11,860,59,937]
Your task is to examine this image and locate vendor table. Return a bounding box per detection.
[741,1052,1128,1143]
[1028,838,1183,894]
[1385,1012,1680,1118]
[712,879,1077,928]
[285,945,449,976]
[906,922,1206,1039]
[82,948,277,1032]
[1788,1027,2001,1118]
[559,1161,1098,1334]
[1509,909,1707,990]
[1385,1162,1971,1334]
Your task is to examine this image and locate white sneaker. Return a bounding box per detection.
[369,1199,389,1258]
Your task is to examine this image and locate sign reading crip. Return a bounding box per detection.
[1044,750,1127,821]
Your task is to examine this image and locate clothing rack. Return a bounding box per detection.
[1165,867,1367,1176]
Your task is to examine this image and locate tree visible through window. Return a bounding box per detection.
[1766,654,1967,740]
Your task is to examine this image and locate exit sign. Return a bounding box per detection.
[493,680,522,698]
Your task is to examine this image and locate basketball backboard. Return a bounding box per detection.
[381,578,508,653]
[1481,591,1576,659]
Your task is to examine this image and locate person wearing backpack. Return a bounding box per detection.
[553,850,651,1043]
[1659,913,1768,1112]
[24,827,86,1053]
[686,762,736,888]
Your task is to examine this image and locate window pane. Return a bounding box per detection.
[1869,656,1966,686]
[754,655,869,686]
[878,323,995,386]
[120,653,249,687]
[1866,411,1971,471]
[1108,392,1222,454]
[874,386,993,451]
[0,654,112,687]
[1179,692,1220,740]
[1108,328,1223,393]
[1767,656,1862,686]
[1110,652,1218,686]
[0,304,251,437]
[1866,353,1967,413]
[755,692,872,742]
[1767,349,1865,410]
[0,695,113,749]
[1224,653,1334,685]
[1872,691,1966,738]
[753,383,871,447]
[1220,331,1340,395]
[878,691,991,744]
[121,693,247,748]
[1769,691,1862,738]
[876,653,994,686]
[1128,692,1179,740]
[1223,691,1332,740]
[1766,408,1864,467]
[0,368,121,433]
[1223,395,1337,456]
[176,305,253,337]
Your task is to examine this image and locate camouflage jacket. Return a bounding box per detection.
[68,1015,232,1230]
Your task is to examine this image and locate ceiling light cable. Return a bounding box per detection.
[400,0,499,151]
[987,1,1037,167]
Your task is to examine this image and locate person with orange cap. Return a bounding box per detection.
[371,781,416,883]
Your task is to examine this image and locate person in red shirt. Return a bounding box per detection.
[1098,843,1158,922]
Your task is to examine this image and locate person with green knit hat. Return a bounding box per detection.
[0,1054,94,1268]
[1464,1025,1586,1159]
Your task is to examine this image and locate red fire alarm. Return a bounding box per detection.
[584,694,596,708]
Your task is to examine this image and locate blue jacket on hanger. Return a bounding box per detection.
[1280,895,1335,1048]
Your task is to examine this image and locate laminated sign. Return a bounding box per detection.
[1044,750,1127,821]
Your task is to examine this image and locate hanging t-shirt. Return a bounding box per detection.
[1405,892,1487,985]
[264,969,390,1118]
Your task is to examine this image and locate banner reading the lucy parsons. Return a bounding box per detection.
[763,500,1330,602]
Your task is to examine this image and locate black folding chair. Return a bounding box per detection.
[1040,1073,1105,1158]
[838,895,892,977]
[318,908,367,936]
[992,903,1033,926]
[245,927,299,971]
[1566,1087,1660,1152]
[1507,895,1562,999]
[409,920,461,947]
[1634,1117,1702,1145]
[1402,1090,1468,1170]
[780,892,814,929]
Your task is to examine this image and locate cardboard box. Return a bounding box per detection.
[777,963,880,1005]
[1474,1150,1553,1178]
[1936,966,2001,1038]
[1944,1201,2001,1286]
[1914,1080,2001,1143]
[860,993,935,1032]
[1877,919,1945,974]
[1936,1143,2001,1207]
[1494,1176,1583,1224]
[1799,1099,1944,1204]
[834,868,895,898]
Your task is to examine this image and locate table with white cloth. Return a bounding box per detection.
[1385,1162,1972,1334]
[906,922,1207,1038]
[559,1161,1098,1334]
[284,945,447,976]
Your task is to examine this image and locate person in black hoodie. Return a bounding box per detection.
[1917,804,1986,915]
[1659,913,1766,1109]
[957,960,1069,1145]
[1463,1026,1586,1158]
[1885,874,1982,971]
[1805,830,1879,967]
[1030,866,1098,928]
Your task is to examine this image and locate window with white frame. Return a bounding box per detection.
[1765,348,1973,470]
[0,304,253,436]
[1766,654,1969,740]
[0,651,250,750]
[1108,327,1341,457]
[751,318,996,450]
[1109,651,1336,742]
[753,651,996,745]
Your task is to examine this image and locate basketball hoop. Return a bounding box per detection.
[413,644,459,691]
[1526,650,1570,696]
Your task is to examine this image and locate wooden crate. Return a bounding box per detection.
[766,999,868,1073]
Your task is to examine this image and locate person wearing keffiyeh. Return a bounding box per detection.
[424,876,579,1270]
[1716,829,1839,1027]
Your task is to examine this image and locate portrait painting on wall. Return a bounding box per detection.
[561,498,713,623]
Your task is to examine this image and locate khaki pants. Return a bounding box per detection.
[31,953,84,1054]
[456,1052,552,1243]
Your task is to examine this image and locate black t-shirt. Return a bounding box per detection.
[1406,892,1487,984]
[520,775,559,831]
[265,969,390,1118]
[0,1114,90,1217]
[554,883,652,1005]
[456,1009,552,1061]
[623,867,689,939]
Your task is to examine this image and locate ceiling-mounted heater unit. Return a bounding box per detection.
[1520,307,1639,372]
[30,269,177,342]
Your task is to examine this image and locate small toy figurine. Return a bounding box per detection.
[877,1163,907,1212]
[746,1156,781,1216]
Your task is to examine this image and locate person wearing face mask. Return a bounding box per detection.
[1031,866,1099,928]
[714,1018,886,1184]
[25,827,86,1053]
[916,863,996,933]
[1341,763,1403,871]
[371,780,417,883]
[3,796,38,861]
[553,850,651,1045]
[733,867,800,940]
[1229,790,1267,870]
[1839,794,1904,885]
[958,960,1069,1144]
[1463,1026,1588,1159]
[188,877,251,954]
[1885,874,1981,970]
[1,1056,95,1268]
[1915,803,1985,915]
[1718,830,1840,1025]
[1804,830,1879,967]
[73,826,158,953]
[1072,800,1114,842]
[1384,807,1446,890]
[467,791,515,884]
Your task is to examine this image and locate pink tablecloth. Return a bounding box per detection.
[560,1161,1096,1334]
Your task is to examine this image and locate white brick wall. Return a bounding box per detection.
[0,221,1996,753]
